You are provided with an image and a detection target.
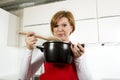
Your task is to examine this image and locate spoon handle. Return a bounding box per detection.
[19,31,61,41]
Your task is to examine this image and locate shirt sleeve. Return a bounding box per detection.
[74,54,93,80]
[20,49,44,80]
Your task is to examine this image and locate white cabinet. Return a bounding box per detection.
[21,19,98,47]
[0,8,20,47]
[85,46,120,80]
[70,19,98,44]
[0,8,20,79]
[0,8,9,46]
[98,17,120,43]
[23,0,97,26]
[22,0,120,45]
[97,0,120,17]
[21,0,97,46]
[97,0,120,43]
[7,13,20,47]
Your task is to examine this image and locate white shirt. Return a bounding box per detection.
[20,49,92,80]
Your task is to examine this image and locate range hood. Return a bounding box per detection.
[0,0,65,11]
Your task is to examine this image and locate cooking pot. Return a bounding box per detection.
[36,41,73,64]
[36,41,85,64]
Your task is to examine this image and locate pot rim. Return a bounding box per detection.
[43,41,71,45]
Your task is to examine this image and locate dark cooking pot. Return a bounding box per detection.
[36,41,85,64]
[36,41,73,64]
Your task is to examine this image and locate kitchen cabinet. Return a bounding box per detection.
[0,46,21,79]
[7,13,20,47]
[0,8,9,46]
[21,0,120,46]
[0,8,20,79]
[21,0,97,47]
[97,0,120,17]
[23,0,97,26]
[97,0,120,43]
[85,46,120,80]
[70,19,98,44]
[0,8,20,47]
[20,19,98,47]
[98,17,120,43]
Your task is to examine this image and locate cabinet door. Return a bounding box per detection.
[70,19,98,44]
[21,20,98,47]
[7,13,20,47]
[23,0,97,26]
[97,0,120,17]
[61,0,97,20]
[98,17,120,43]
[0,8,9,46]
[0,8,19,47]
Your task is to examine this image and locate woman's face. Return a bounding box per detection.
[53,17,73,42]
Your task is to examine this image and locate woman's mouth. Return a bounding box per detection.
[58,34,64,37]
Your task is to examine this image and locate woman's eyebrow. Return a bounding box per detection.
[62,22,68,24]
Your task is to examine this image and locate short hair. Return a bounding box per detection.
[50,10,75,34]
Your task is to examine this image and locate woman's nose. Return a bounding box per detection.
[57,26,63,31]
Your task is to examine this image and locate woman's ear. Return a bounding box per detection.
[70,25,73,34]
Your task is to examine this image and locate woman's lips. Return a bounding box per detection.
[58,34,64,37]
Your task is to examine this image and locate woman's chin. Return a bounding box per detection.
[59,38,65,41]
[56,37,69,42]
[61,39,70,43]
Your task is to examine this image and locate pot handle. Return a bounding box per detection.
[81,44,85,48]
[36,46,44,52]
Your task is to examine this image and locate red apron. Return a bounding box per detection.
[39,62,78,80]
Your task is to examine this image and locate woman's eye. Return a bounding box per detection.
[63,24,67,27]
[54,25,58,28]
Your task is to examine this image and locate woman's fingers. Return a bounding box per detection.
[71,43,85,58]
[77,43,85,53]
[26,32,35,37]
[26,36,37,44]
[71,44,79,58]
[74,45,81,57]
[25,32,38,50]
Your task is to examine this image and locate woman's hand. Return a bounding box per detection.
[25,32,38,50]
[71,43,85,58]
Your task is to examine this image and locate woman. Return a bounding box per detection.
[20,10,91,80]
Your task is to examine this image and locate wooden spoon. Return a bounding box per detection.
[19,31,61,41]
